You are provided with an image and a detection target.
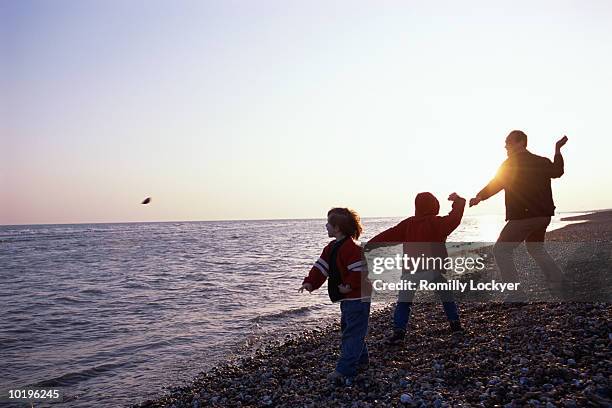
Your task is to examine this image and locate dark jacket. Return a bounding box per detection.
[478,151,564,220]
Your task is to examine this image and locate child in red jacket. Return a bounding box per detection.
[368,192,466,344]
[299,208,372,383]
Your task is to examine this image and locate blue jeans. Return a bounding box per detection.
[336,299,370,377]
[393,272,459,331]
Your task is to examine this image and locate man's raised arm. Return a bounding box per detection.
[548,135,568,179]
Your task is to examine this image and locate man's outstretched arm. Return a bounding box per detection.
[469,165,505,207]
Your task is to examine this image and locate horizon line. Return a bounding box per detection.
[0,208,604,228]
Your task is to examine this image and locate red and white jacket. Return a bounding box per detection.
[302,238,372,302]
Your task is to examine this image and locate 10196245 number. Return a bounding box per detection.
[3,388,63,402]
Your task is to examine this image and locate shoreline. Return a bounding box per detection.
[136,212,611,407]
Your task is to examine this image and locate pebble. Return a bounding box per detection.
[562,399,578,408]
[400,393,413,404]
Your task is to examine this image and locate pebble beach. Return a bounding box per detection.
[137,211,612,408]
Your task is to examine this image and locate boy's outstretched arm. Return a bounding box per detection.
[439,193,466,237]
[299,246,330,292]
[367,219,408,245]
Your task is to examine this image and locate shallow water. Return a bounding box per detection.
[0,213,585,406]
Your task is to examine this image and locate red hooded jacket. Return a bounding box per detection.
[368,193,466,260]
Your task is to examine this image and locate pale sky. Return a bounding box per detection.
[2,0,611,225]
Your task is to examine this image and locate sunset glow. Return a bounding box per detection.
[2,1,611,225]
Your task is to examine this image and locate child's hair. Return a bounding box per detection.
[327,207,363,239]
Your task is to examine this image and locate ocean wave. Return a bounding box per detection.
[32,361,129,387]
[250,304,325,323]
[80,288,104,295]
[54,296,91,304]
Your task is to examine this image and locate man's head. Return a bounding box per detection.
[505,130,528,156]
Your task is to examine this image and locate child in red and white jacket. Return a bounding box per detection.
[299,207,372,383]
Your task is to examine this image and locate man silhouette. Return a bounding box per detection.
[469,130,568,299]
